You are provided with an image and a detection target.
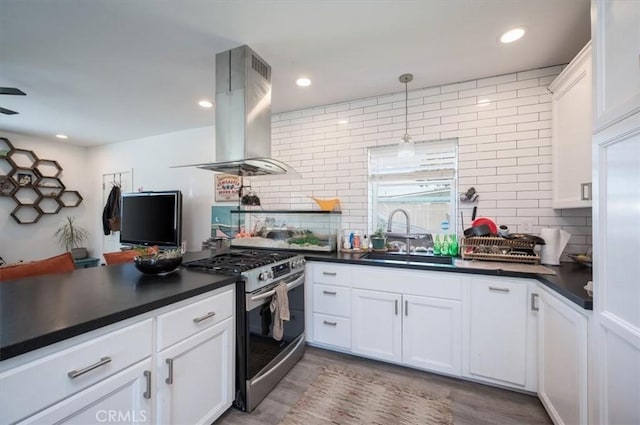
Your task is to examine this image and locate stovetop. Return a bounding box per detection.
[183,250,305,293]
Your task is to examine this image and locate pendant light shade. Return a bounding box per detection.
[398,73,415,158]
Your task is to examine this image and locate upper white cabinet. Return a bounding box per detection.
[592,0,640,131]
[537,286,588,425]
[550,42,593,209]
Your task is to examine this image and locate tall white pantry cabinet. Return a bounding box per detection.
[590,1,640,424]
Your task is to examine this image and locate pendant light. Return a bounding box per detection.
[398,73,415,158]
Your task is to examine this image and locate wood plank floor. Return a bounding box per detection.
[214,346,552,425]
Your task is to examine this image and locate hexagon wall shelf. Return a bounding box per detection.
[1,137,83,224]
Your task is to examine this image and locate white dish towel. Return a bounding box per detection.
[270,281,290,341]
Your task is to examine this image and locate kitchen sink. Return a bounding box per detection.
[360,252,455,266]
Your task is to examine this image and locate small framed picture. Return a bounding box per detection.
[17,173,32,187]
[215,174,241,202]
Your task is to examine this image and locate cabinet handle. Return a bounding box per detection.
[322,290,337,295]
[395,299,398,315]
[67,356,112,379]
[165,358,174,384]
[322,272,337,276]
[193,311,216,323]
[143,370,151,399]
[323,320,337,326]
[405,300,408,316]
[581,183,592,201]
[489,286,510,293]
[531,293,539,312]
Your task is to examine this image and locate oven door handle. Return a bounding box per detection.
[250,273,304,302]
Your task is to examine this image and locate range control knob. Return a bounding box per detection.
[259,271,270,281]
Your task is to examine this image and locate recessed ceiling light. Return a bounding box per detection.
[499,28,526,44]
[55,134,68,139]
[296,77,311,87]
[338,119,349,125]
[198,100,213,108]
[477,99,491,106]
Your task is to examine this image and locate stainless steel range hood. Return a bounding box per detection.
[195,45,296,177]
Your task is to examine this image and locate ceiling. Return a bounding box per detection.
[0,0,590,146]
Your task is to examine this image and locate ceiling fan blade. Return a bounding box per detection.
[0,87,26,96]
[0,107,19,115]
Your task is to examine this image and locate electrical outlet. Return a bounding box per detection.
[520,218,533,233]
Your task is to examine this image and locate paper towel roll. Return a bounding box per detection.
[540,228,571,265]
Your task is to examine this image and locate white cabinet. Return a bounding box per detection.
[351,288,402,363]
[402,294,461,376]
[18,359,152,425]
[592,0,640,130]
[0,319,153,425]
[0,285,235,425]
[538,287,588,425]
[591,2,640,424]
[156,318,234,425]
[307,262,463,377]
[550,42,593,209]
[466,276,537,390]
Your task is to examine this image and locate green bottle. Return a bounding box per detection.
[433,234,441,255]
[449,234,458,256]
[441,235,450,256]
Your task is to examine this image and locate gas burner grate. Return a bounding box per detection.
[183,250,298,275]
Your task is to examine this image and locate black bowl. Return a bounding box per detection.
[134,254,182,275]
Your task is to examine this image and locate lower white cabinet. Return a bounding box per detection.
[351,289,402,363]
[538,287,588,425]
[156,317,234,425]
[403,294,461,376]
[465,276,538,391]
[18,359,152,425]
[0,285,235,425]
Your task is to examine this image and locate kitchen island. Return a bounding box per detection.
[0,260,237,425]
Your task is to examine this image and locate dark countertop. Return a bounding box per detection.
[0,261,237,361]
[303,251,593,310]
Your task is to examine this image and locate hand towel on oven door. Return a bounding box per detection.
[270,281,290,341]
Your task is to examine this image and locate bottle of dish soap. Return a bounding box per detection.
[362,234,369,251]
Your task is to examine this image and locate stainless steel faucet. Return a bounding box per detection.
[386,209,412,252]
[387,208,411,234]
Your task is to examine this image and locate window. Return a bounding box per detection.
[368,139,458,236]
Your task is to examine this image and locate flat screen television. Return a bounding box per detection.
[120,190,182,248]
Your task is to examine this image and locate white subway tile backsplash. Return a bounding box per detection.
[261,64,589,246]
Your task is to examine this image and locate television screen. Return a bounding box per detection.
[120,191,182,248]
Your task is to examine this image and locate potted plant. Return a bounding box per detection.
[370,223,386,250]
[55,216,89,259]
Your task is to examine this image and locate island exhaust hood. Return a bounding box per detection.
[194,45,297,177]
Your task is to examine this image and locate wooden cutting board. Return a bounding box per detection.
[454,259,557,275]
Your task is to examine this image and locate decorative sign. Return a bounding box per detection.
[215,174,241,202]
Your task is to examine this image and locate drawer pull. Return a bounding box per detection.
[322,271,337,276]
[405,300,408,316]
[67,356,112,379]
[489,286,510,293]
[143,370,151,399]
[165,358,174,384]
[395,299,398,315]
[322,290,337,295]
[193,311,216,323]
[323,320,337,326]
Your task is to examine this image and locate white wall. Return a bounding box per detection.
[0,131,91,263]
[251,65,592,257]
[86,126,216,258]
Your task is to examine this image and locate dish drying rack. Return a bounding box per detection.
[461,237,540,264]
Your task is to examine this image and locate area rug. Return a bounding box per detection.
[279,367,453,425]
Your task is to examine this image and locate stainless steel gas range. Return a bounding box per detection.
[183,250,306,412]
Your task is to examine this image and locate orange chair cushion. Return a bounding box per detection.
[103,246,158,265]
[0,252,76,282]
